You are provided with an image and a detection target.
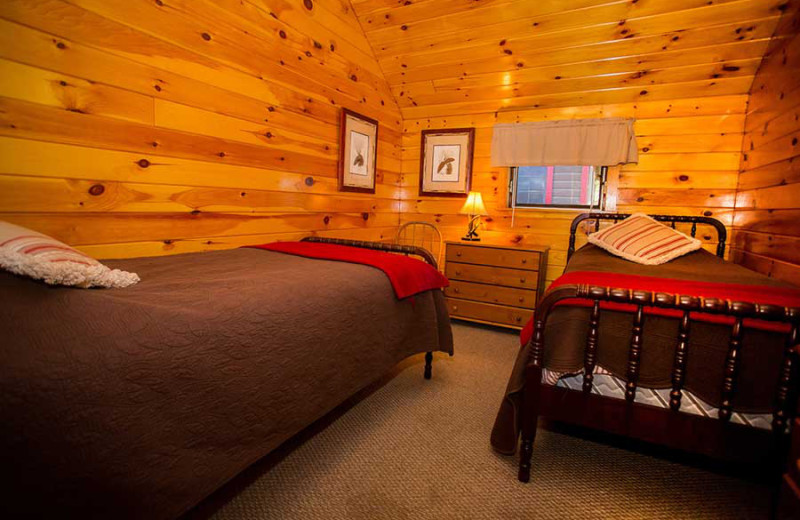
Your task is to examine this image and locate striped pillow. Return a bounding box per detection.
[0,221,139,288]
[587,213,702,265]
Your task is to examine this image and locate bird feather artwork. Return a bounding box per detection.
[437,156,455,176]
[353,149,364,167]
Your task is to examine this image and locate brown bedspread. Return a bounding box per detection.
[0,248,452,519]
[491,244,790,455]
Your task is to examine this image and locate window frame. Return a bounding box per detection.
[507,165,618,212]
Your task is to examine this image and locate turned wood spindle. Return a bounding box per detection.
[772,323,798,433]
[626,304,644,402]
[719,318,743,421]
[670,311,691,411]
[530,318,546,367]
[583,300,600,393]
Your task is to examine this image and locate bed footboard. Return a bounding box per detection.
[518,283,800,483]
[300,236,440,380]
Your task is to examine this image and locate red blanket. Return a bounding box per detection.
[521,270,800,346]
[245,241,448,299]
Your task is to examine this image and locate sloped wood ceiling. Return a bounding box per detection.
[351,0,790,118]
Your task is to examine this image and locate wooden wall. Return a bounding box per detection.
[733,12,800,286]
[0,0,402,259]
[401,95,746,286]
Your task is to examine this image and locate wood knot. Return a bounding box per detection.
[703,211,713,217]
[361,212,369,221]
[503,49,512,55]
[59,80,68,87]
[305,177,314,186]
[265,131,273,138]
[218,152,226,157]
[279,30,287,39]
[267,106,275,112]
[137,159,151,168]
[56,41,67,50]
[154,84,162,91]
[88,184,105,196]
[303,0,313,9]
[639,90,648,95]
[313,40,322,49]
[201,32,211,41]
[190,209,201,216]
[323,215,330,225]
[679,174,689,181]
[400,25,408,30]
[350,74,358,81]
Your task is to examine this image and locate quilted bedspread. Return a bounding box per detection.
[0,247,453,519]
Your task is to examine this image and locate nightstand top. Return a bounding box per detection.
[445,241,549,253]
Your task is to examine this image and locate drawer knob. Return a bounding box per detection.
[515,316,522,322]
[456,251,462,257]
[453,306,458,312]
[454,288,460,293]
[522,259,527,264]
[519,297,524,302]
[520,278,526,283]
[455,270,461,275]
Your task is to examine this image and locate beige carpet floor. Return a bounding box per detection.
[188,323,773,520]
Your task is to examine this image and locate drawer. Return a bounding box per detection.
[446,262,538,290]
[447,244,540,270]
[446,297,533,328]
[445,280,537,309]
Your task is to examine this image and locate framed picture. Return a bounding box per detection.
[338,108,378,194]
[419,128,475,197]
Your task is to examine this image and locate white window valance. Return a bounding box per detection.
[491,118,638,167]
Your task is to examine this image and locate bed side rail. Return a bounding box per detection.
[526,284,800,435]
[568,213,728,261]
[300,236,438,270]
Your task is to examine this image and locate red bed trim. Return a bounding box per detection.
[521,270,800,346]
[245,241,448,299]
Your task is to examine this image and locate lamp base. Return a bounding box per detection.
[461,235,481,242]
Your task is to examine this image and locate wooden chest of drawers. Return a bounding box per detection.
[444,241,548,330]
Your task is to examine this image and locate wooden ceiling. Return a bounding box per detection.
[350,0,792,118]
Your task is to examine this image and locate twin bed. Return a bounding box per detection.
[491,213,800,482]
[0,238,452,519]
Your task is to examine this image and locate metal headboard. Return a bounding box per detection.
[568,212,728,261]
[300,236,438,270]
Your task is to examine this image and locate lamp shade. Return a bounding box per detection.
[459,191,489,216]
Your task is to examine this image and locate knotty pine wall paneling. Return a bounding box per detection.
[400,95,747,287]
[351,0,792,289]
[733,12,800,285]
[0,0,403,259]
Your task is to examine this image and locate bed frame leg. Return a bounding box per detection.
[424,351,433,379]
[518,434,535,482]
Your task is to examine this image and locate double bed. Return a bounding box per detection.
[0,238,453,519]
[491,213,800,482]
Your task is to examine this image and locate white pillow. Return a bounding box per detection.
[0,221,139,288]
[587,213,702,265]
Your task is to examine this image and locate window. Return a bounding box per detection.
[509,165,610,209]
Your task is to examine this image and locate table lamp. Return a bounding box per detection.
[459,191,488,242]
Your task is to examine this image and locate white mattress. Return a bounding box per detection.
[543,366,774,430]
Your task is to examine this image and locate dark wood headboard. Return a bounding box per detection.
[568,213,728,261]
